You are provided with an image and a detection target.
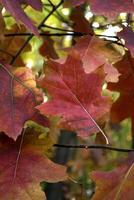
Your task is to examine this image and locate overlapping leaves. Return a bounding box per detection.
[1,0,134,199]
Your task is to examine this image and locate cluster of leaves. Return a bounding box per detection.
[1,0,134,199]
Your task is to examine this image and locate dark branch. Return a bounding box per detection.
[6,31,124,48]
[41,24,74,32]
[47,0,55,8]
[5,30,118,39]
[5,32,83,37]
[53,144,134,152]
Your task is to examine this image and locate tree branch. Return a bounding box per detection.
[6,31,124,48]
[5,32,83,37]
[5,31,119,39]
[53,144,134,152]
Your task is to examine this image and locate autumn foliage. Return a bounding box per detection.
[0,0,134,199]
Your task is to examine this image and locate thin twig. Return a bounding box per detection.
[5,32,83,37]
[10,35,32,65]
[41,24,73,32]
[5,29,122,43]
[5,31,124,48]
[5,31,119,39]
[44,6,69,24]
[47,0,55,8]
[53,144,134,152]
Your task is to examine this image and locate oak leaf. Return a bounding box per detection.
[37,51,110,138]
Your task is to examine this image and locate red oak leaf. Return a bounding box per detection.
[107,52,134,125]
[118,27,134,57]
[0,131,67,200]
[0,62,48,140]
[72,36,120,82]
[0,0,42,35]
[91,155,134,200]
[37,51,110,138]
[89,0,134,19]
